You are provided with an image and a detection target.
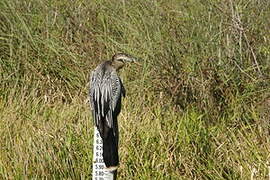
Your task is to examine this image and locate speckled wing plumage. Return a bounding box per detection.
[89,63,124,137]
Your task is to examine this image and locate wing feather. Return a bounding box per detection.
[89,67,123,133]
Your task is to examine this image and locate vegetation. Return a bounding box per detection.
[0,0,269,179]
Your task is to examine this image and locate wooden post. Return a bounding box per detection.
[92,127,117,180]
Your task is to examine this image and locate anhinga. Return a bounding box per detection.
[89,53,137,169]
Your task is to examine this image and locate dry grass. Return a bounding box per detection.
[0,0,269,179]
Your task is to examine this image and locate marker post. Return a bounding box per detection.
[92,127,117,180]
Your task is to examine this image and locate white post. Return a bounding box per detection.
[92,127,117,180]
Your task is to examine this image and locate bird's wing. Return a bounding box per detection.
[120,78,126,98]
[90,69,122,129]
[110,71,123,110]
[89,70,100,127]
[101,70,122,128]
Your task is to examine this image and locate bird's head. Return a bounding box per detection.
[111,53,138,71]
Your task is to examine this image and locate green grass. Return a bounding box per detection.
[0,0,269,179]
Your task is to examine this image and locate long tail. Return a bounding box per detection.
[102,128,119,168]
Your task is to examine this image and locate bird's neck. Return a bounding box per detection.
[111,60,124,71]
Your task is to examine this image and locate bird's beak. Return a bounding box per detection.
[132,60,142,66]
[129,56,142,66]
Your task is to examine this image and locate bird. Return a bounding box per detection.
[89,53,137,169]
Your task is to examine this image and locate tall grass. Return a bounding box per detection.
[0,0,269,179]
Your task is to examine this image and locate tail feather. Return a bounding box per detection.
[103,129,119,168]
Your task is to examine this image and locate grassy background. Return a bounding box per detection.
[0,0,269,179]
